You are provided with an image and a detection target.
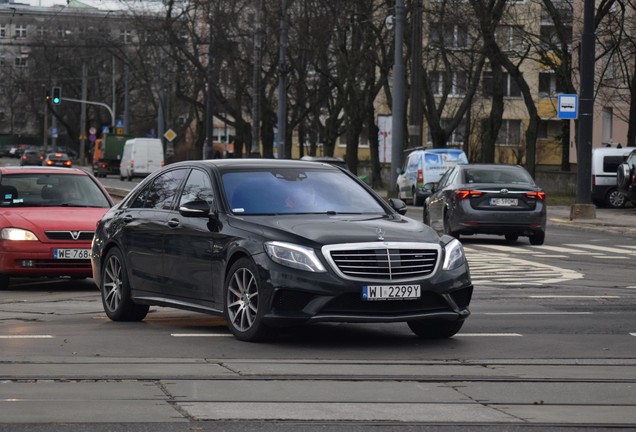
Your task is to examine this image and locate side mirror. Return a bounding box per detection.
[388,198,407,215]
[179,199,214,218]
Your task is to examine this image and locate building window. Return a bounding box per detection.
[14,56,27,68]
[120,29,132,44]
[37,26,48,38]
[427,119,467,146]
[496,25,525,52]
[0,25,6,38]
[15,25,27,39]
[538,72,566,98]
[428,71,468,96]
[496,120,522,146]
[483,71,521,98]
[429,23,468,49]
[57,27,71,39]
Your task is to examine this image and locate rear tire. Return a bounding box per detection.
[408,319,464,338]
[606,188,626,208]
[505,233,519,244]
[100,248,149,321]
[443,211,459,239]
[0,274,9,290]
[617,163,631,189]
[529,231,546,246]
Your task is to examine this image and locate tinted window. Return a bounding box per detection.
[223,168,384,215]
[129,169,187,210]
[602,156,626,173]
[179,169,214,207]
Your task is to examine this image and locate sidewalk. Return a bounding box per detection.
[547,205,636,237]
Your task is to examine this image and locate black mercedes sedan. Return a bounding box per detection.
[91,159,472,341]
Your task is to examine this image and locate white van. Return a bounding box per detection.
[397,148,468,205]
[119,138,165,181]
[591,146,632,208]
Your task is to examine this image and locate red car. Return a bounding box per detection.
[0,166,114,289]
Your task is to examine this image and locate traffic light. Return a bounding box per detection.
[52,87,61,105]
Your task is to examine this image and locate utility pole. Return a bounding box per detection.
[571,0,596,220]
[204,8,214,159]
[409,0,423,151]
[80,63,88,165]
[277,0,288,159]
[251,0,263,157]
[390,0,406,197]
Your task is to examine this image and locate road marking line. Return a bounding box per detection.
[457,333,522,337]
[529,295,620,299]
[0,335,54,339]
[484,312,593,315]
[171,333,233,337]
[565,244,636,254]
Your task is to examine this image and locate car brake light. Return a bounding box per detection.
[525,191,545,200]
[417,168,423,184]
[631,174,636,185]
[64,161,71,166]
[454,189,483,200]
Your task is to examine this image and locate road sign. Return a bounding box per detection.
[558,94,578,119]
[89,127,97,135]
[164,129,177,142]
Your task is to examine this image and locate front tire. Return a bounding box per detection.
[408,319,464,338]
[100,248,149,321]
[224,258,274,342]
[0,274,9,290]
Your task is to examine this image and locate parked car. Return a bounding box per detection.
[423,164,547,245]
[617,148,636,207]
[0,166,114,289]
[591,147,632,208]
[397,149,468,206]
[20,149,44,166]
[91,159,473,341]
[43,152,72,167]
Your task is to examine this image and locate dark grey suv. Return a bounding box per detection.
[617,149,636,206]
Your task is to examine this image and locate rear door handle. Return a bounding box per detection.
[123,215,133,223]
[167,219,180,228]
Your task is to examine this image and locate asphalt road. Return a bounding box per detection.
[1,166,635,430]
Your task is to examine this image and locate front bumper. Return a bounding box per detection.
[254,253,473,327]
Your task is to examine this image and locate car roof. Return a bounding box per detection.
[0,166,87,176]
[168,158,343,172]
[457,163,525,170]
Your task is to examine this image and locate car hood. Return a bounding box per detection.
[1,207,108,233]
[229,213,441,246]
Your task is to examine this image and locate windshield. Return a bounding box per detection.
[0,173,111,208]
[222,168,385,215]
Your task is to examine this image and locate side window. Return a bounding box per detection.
[179,169,214,207]
[437,168,453,188]
[128,169,187,210]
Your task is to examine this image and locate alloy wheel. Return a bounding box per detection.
[226,267,259,332]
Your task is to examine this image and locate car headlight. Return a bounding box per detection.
[265,241,326,272]
[1,228,39,241]
[442,238,465,270]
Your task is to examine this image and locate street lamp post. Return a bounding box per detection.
[390,0,406,197]
[571,0,596,219]
[276,0,288,159]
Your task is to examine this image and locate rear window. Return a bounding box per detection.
[602,156,626,174]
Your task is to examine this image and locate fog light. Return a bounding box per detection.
[21,260,35,267]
